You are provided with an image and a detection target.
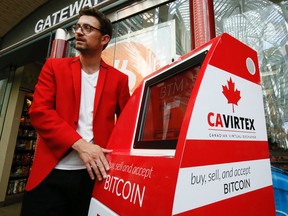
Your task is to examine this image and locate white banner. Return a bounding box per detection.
[172,159,272,215]
[187,64,267,141]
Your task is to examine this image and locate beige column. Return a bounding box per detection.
[0,67,25,203]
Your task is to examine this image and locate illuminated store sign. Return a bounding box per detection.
[35,0,105,33]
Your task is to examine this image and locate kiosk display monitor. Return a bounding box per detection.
[134,51,207,150]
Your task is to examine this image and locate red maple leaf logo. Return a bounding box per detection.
[222,77,241,113]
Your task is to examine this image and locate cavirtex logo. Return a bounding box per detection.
[207,77,255,132]
[222,77,241,113]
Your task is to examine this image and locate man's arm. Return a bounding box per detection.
[29,58,81,159]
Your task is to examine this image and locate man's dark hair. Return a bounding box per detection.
[79,7,112,49]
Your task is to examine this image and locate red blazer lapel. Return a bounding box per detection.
[94,60,107,118]
[72,57,81,119]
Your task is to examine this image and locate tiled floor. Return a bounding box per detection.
[0,202,21,216]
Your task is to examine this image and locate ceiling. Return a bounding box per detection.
[0,0,49,40]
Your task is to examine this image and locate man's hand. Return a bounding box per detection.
[72,139,112,181]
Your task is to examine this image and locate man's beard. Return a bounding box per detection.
[75,44,94,55]
[74,37,87,51]
[75,43,87,53]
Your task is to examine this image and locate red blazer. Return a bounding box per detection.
[26,57,130,191]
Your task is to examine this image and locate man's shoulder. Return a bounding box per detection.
[101,59,127,78]
[46,56,80,65]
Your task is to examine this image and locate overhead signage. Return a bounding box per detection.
[35,0,106,33]
[0,0,129,52]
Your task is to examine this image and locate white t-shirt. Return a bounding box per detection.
[55,69,99,170]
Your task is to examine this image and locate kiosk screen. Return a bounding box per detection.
[134,51,207,149]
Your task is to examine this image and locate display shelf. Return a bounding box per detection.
[6,95,35,197]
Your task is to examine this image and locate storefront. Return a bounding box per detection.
[0,0,194,205]
[0,0,287,213]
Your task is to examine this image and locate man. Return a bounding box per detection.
[20,7,130,216]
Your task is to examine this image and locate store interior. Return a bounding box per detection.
[0,62,41,206]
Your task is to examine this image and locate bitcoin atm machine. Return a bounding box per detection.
[88,33,275,216]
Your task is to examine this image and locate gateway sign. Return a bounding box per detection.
[35,0,106,33]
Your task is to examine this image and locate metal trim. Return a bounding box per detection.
[107,0,173,22]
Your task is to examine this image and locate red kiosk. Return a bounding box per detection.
[88,33,275,216]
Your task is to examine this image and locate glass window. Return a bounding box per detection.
[66,0,191,93]
[213,0,288,170]
[103,0,191,92]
